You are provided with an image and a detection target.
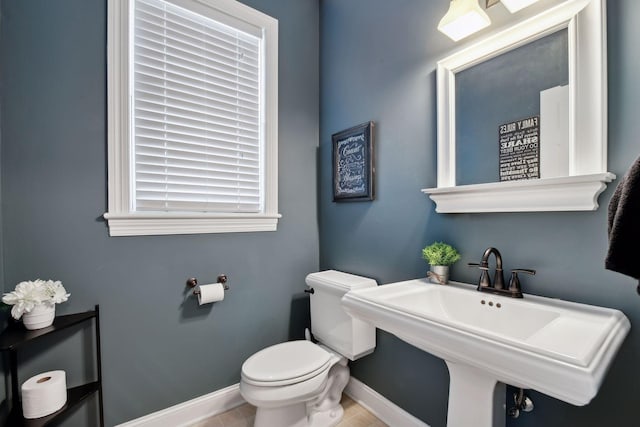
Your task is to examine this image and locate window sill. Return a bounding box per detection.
[103,213,281,236]
[421,173,616,213]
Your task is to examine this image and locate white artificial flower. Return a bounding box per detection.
[2,292,21,306]
[49,281,70,304]
[1,279,70,320]
[11,300,37,320]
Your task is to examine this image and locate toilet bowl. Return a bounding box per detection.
[240,340,349,427]
[239,270,378,427]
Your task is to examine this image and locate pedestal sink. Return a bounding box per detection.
[341,279,630,427]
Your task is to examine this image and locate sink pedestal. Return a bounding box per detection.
[446,362,505,427]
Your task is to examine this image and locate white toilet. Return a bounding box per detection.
[240,270,377,427]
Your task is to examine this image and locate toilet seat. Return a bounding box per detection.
[242,341,334,387]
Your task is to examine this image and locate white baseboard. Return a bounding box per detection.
[344,377,430,427]
[115,383,244,427]
[116,377,429,427]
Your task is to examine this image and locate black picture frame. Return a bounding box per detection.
[332,121,375,202]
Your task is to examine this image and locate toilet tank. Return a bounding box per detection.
[306,270,377,361]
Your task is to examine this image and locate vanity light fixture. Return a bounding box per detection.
[438,0,491,42]
[499,0,541,13]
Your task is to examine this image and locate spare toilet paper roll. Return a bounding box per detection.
[196,283,225,305]
[21,370,67,419]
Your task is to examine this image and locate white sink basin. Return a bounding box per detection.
[342,279,629,427]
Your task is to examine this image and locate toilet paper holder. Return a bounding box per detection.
[186,275,229,296]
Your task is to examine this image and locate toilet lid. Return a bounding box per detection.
[242,341,332,385]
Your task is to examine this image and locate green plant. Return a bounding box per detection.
[421,242,461,266]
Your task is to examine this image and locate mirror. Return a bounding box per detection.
[423,0,614,213]
[456,28,568,185]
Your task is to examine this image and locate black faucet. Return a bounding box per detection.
[468,247,535,298]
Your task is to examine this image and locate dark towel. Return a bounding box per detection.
[606,155,640,286]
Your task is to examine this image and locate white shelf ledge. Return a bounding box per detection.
[422,173,616,213]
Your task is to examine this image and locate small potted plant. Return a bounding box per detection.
[2,280,70,330]
[422,242,461,284]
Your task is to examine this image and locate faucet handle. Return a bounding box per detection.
[468,262,491,289]
[508,269,536,297]
[467,262,490,271]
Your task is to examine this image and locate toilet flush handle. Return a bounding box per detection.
[304,288,315,294]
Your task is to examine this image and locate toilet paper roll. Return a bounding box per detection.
[196,283,225,305]
[21,370,67,419]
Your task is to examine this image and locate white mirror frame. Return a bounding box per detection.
[423,0,614,213]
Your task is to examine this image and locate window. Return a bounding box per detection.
[106,0,279,236]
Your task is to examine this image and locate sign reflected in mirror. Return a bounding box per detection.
[498,115,540,182]
[423,0,614,213]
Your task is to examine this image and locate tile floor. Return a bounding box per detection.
[189,395,388,427]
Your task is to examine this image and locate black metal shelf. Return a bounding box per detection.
[6,381,100,427]
[0,310,96,351]
[1,305,103,426]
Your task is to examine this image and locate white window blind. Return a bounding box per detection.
[133,0,263,213]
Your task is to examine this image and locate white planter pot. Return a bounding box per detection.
[22,304,56,330]
[429,265,450,284]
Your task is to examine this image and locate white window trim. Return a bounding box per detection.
[106,0,279,236]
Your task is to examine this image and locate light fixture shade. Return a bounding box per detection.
[500,0,540,13]
[438,0,491,42]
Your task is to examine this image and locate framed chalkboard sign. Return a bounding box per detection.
[332,121,375,202]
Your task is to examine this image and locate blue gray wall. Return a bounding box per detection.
[320,0,640,426]
[0,0,318,425]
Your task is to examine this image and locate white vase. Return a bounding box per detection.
[22,304,56,330]
[429,265,450,284]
